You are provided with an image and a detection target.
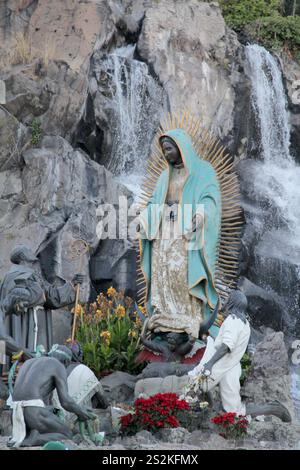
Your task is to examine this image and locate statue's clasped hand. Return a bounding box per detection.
[201,362,213,379]
[14,300,29,315]
[72,274,85,286]
[78,407,97,422]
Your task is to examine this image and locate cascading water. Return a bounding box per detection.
[246,44,300,233]
[99,45,165,196]
[245,44,300,420]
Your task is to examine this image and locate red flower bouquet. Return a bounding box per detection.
[211,412,249,440]
[119,393,190,435]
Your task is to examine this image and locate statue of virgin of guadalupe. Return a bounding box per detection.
[137,113,242,361]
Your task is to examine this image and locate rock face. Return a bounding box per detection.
[242,332,294,417]
[138,0,243,144]
[0,0,299,347]
[0,134,133,343]
[0,0,116,72]
[280,53,300,164]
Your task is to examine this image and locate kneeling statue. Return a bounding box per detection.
[8,345,96,448]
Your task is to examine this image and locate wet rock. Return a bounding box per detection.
[0,170,22,199]
[108,0,148,37]
[89,48,166,172]
[238,157,300,334]
[280,52,300,165]
[239,277,288,332]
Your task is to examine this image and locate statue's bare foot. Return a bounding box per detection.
[20,430,40,447]
[6,439,16,448]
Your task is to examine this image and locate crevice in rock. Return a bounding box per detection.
[115,11,146,47]
[72,93,104,165]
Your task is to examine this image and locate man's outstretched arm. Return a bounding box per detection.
[202,343,230,375]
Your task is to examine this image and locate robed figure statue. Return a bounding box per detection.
[137,113,242,362]
[0,245,80,357]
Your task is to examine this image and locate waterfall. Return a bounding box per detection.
[100,45,165,195]
[245,44,300,420]
[245,44,300,234]
[246,45,291,165]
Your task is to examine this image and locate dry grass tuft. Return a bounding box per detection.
[11,32,33,65]
[0,32,56,72]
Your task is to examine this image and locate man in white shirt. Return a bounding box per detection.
[190,290,291,420]
[135,290,292,422]
[189,290,251,415]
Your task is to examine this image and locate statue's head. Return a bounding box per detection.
[66,340,83,363]
[224,289,248,320]
[48,344,72,367]
[10,245,38,265]
[159,136,182,166]
[166,332,188,351]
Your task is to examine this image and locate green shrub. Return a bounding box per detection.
[30,118,42,146]
[246,14,300,53]
[218,1,300,62]
[240,352,252,385]
[219,0,282,30]
[75,289,145,376]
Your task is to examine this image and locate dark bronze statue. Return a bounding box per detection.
[0,245,83,356]
[139,301,219,363]
[8,345,96,448]
[0,377,8,411]
[137,361,194,379]
[140,327,196,362]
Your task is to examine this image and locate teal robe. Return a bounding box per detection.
[140,128,221,337]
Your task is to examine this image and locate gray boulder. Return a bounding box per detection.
[157,427,190,444]
[0,108,28,171]
[242,331,295,418]
[248,418,300,448]
[100,371,138,404]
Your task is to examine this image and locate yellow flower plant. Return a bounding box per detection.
[75,289,144,376]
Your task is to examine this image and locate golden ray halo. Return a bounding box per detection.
[136,110,243,315]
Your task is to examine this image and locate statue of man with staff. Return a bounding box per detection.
[0,244,84,356]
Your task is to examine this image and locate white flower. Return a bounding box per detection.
[184,395,198,404]
[199,401,209,409]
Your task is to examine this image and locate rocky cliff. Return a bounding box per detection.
[0,0,299,344]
